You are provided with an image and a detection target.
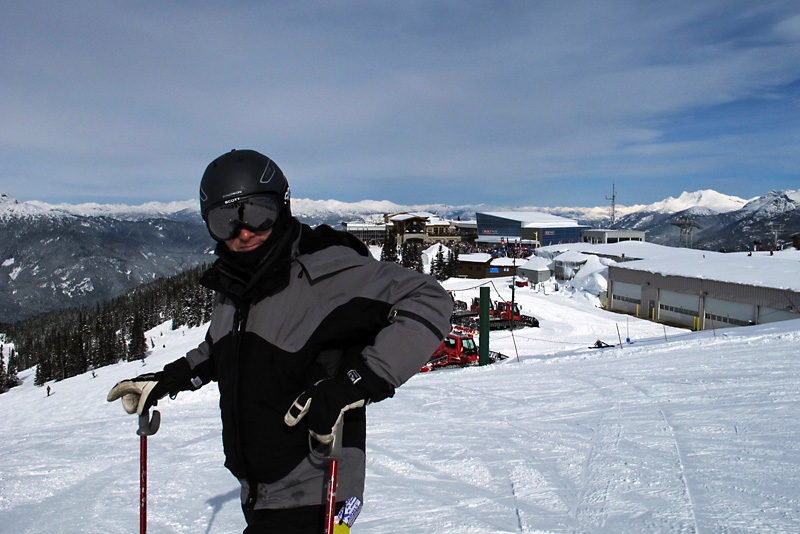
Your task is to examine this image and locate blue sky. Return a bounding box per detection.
[2,1,799,208]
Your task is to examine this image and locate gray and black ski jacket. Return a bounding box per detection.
[163,222,452,510]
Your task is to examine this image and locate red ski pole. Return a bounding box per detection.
[324,457,339,534]
[137,409,160,534]
[323,422,344,534]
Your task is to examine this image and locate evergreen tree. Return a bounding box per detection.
[5,348,19,391]
[432,244,447,281]
[401,241,415,270]
[381,228,398,262]
[445,248,460,279]
[402,242,423,273]
[128,311,148,362]
[33,339,52,387]
[0,345,6,393]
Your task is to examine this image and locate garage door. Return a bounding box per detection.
[757,306,799,324]
[659,290,699,328]
[704,297,753,328]
[611,281,642,315]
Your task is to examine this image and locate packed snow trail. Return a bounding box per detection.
[362,324,800,533]
[2,281,800,533]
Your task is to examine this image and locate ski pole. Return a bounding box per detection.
[137,409,161,534]
[323,422,344,534]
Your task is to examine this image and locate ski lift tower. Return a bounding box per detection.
[769,223,784,251]
[671,215,701,248]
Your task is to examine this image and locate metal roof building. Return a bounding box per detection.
[476,211,587,246]
[608,251,800,330]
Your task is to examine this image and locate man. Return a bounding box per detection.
[107,149,452,533]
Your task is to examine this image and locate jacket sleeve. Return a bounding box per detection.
[358,260,452,389]
[184,331,216,385]
[158,330,215,394]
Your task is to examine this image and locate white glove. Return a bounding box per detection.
[107,373,165,415]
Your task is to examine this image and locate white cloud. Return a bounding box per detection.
[2,1,799,206]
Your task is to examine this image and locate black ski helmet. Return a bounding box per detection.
[199,149,291,220]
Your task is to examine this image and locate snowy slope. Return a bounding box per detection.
[2,279,800,533]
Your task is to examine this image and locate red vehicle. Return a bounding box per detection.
[419,331,479,372]
[470,296,495,315]
[452,298,539,330]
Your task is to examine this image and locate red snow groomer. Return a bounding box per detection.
[419,330,479,372]
[451,297,539,331]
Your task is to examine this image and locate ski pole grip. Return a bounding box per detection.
[311,420,344,460]
[137,409,161,436]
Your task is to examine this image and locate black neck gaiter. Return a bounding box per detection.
[210,217,302,304]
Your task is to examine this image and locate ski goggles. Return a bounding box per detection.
[204,195,280,241]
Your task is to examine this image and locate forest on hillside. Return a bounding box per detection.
[2,264,213,390]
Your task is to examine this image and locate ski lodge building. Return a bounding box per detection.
[342,213,477,246]
[476,211,586,247]
[456,254,522,279]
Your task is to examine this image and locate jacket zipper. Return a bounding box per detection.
[231,303,256,507]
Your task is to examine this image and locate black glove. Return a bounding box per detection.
[107,358,194,415]
[284,351,394,444]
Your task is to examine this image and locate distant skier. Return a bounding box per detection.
[107,149,451,533]
[46,385,51,397]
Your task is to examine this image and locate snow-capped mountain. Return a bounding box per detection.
[0,194,483,323]
[1,189,798,323]
[0,201,214,323]
[615,190,800,251]
[640,189,752,214]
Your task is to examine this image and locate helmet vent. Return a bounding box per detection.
[260,161,275,184]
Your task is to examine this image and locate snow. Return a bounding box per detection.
[421,244,451,274]
[519,256,551,271]
[2,278,800,533]
[740,190,800,215]
[568,255,608,296]
[0,196,199,221]
[8,265,23,281]
[536,242,800,292]
[618,253,800,292]
[459,253,493,264]
[536,240,698,261]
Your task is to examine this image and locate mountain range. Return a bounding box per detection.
[2,189,799,323]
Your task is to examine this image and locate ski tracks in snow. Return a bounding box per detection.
[364,357,714,534]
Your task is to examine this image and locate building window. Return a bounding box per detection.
[705,313,750,327]
[613,294,641,305]
[660,303,698,317]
